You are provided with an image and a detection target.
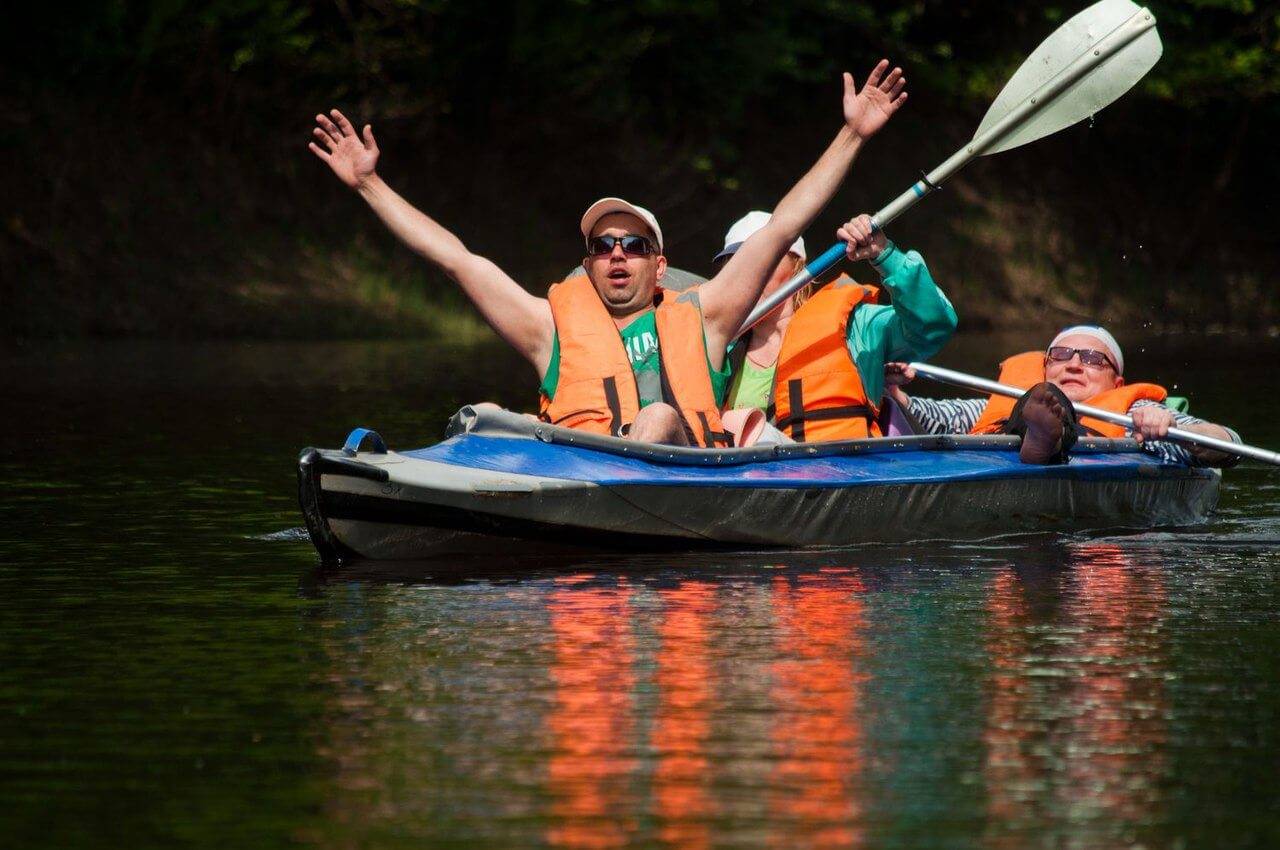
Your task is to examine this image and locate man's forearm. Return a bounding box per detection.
[1184,422,1240,466]
[769,126,864,240]
[356,174,472,275]
[700,126,866,339]
[350,173,553,367]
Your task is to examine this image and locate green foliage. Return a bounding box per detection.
[3,0,1277,337]
[22,1,1276,124]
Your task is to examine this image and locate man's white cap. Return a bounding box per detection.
[580,198,663,252]
[1049,325,1124,374]
[713,210,805,263]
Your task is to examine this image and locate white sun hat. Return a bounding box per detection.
[713,210,805,263]
[1049,325,1125,375]
[580,198,663,252]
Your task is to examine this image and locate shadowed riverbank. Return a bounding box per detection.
[4,2,1277,339]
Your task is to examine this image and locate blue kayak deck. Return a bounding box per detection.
[405,434,1202,489]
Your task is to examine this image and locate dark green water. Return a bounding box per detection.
[2,334,1278,849]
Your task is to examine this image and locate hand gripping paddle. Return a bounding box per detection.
[908,361,1280,467]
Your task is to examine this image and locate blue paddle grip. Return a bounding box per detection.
[805,242,850,280]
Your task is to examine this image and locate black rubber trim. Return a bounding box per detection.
[320,490,735,553]
[434,406,1165,467]
[298,449,360,565]
[526,426,1155,467]
[314,454,390,483]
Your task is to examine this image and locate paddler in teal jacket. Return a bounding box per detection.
[718,211,957,444]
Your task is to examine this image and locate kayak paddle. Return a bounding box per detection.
[908,361,1280,466]
[737,0,1162,336]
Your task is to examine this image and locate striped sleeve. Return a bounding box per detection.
[907,397,988,435]
[1127,400,1242,467]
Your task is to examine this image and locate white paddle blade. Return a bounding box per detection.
[975,0,1162,155]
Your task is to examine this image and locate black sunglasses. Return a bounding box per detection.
[1046,346,1117,371]
[586,235,655,257]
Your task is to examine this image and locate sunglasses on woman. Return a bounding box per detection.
[586,235,655,257]
[1046,346,1118,371]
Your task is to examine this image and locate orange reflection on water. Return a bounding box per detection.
[982,545,1168,845]
[652,582,716,849]
[768,571,867,849]
[983,566,1035,836]
[1064,544,1167,826]
[546,580,637,849]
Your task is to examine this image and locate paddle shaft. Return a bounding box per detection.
[908,361,1280,466]
[734,6,1157,338]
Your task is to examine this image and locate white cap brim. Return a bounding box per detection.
[713,210,804,262]
[580,197,663,252]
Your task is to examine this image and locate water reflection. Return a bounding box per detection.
[982,545,1169,847]
[309,551,1189,847]
[768,572,866,849]
[4,335,1278,849]
[546,578,638,849]
[652,581,715,849]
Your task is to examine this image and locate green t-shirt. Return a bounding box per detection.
[725,356,777,411]
[540,311,731,408]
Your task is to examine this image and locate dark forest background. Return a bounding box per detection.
[3,0,1277,339]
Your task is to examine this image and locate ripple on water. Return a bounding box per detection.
[4,337,1280,848]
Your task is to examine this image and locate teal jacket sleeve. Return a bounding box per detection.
[846,241,958,403]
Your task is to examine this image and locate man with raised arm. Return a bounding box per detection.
[309,61,907,446]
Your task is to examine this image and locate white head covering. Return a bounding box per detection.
[580,197,663,252]
[713,210,806,263]
[1049,325,1125,374]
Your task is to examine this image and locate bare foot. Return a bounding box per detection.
[1019,384,1068,464]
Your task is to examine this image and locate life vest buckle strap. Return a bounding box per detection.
[602,376,624,437]
[775,404,875,430]
[787,379,805,441]
[696,411,734,448]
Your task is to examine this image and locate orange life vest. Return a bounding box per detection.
[538,275,732,447]
[770,276,881,442]
[969,350,1168,438]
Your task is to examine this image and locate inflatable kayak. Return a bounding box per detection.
[296,406,1221,562]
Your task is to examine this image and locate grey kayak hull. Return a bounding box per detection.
[298,408,1221,562]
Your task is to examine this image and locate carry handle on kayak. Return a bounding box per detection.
[342,427,388,457]
[908,361,1280,467]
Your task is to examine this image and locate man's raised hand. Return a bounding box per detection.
[310,109,380,190]
[842,60,907,140]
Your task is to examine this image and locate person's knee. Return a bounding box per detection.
[628,404,689,445]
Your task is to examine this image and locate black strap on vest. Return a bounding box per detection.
[696,412,734,448]
[602,376,624,437]
[775,379,874,441]
[655,351,733,448]
[786,379,806,442]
